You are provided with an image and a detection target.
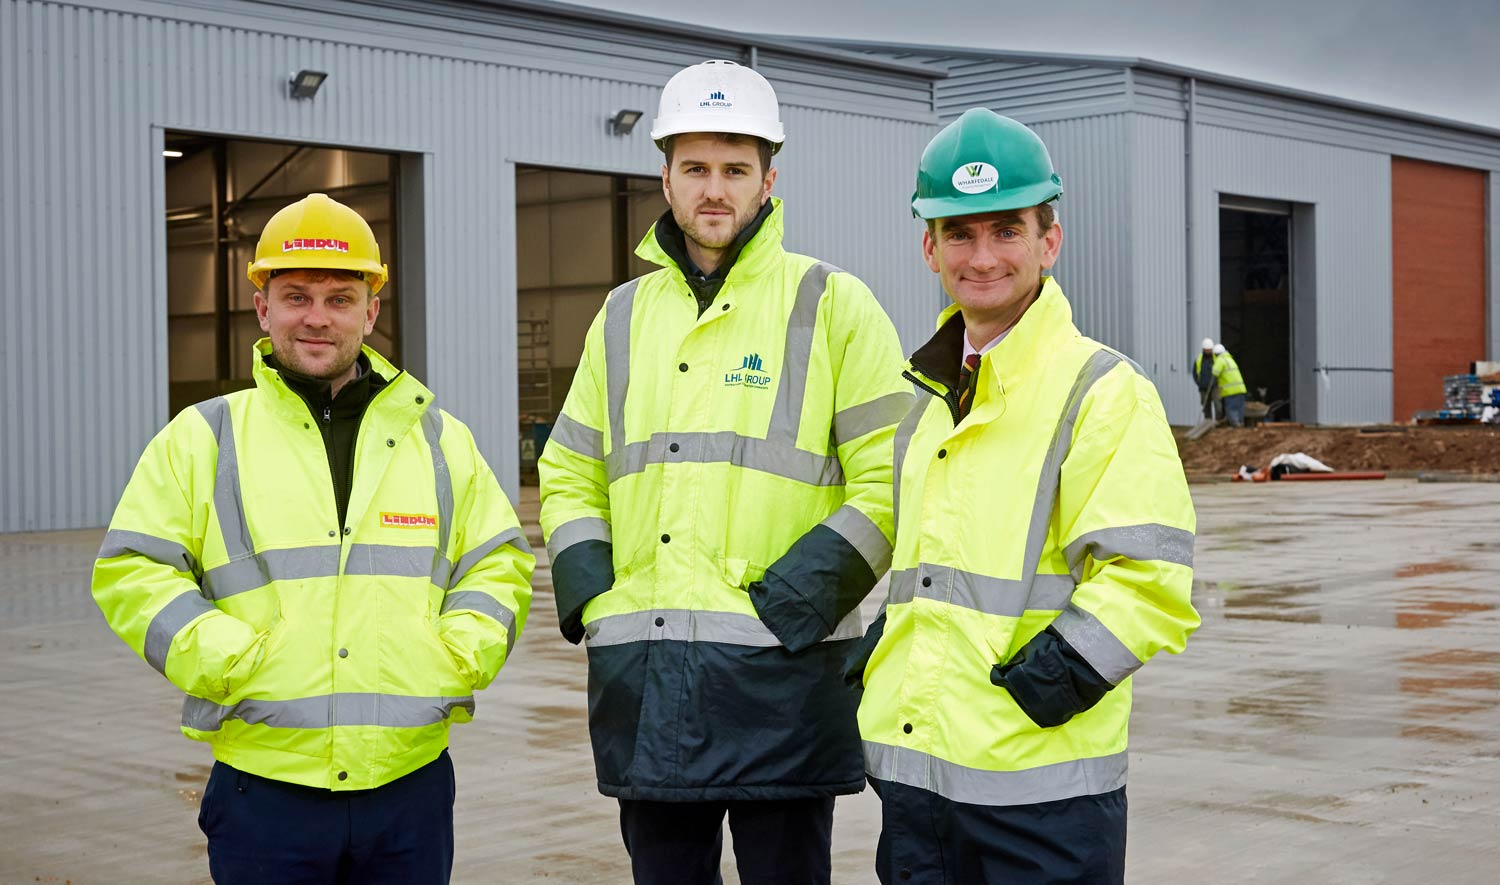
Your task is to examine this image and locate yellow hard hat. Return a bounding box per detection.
[247,193,388,295]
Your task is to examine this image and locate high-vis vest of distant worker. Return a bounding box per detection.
[93,343,534,791]
[1212,350,1247,397]
[539,198,911,800]
[859,278,1198,809]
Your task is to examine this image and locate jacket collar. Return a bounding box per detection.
[251,338,428,420]
[636,196,785,286]
[907,276,1076,398]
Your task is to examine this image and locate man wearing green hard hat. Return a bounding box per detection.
[849,108,1201,883]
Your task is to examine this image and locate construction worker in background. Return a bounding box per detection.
[1194,337,1217,419]
[1212,342,1248,426]
[539,60,910,884]
[850,109,1200,884]
[92,193,534,884]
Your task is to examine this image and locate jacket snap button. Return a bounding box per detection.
[342,526,352,536]
[903,723,913,734]
[386,438,395,447]
[654,617,665,627]
[328,530,336,538]
[921,577,932,587]
[338,648,348,658]
[337,771,348,781]
[721,303,730,311]
[678,362,689,372]
[415,396,424,404]
[660,534,670,543]
[669,443,680,453]
[303,422,310,429]
[938,449,947,459]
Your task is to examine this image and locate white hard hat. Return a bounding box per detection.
[1201,338,1214,350]
[1213,344,1226,355]
[651,60,785,155]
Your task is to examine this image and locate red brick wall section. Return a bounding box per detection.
[1391,157,1487,421]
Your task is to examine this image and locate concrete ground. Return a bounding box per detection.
[2,479,1498,883]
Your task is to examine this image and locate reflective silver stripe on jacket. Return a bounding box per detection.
[887,567,1075,617]
[583,607,863,649]
[97,529,199,576]
[421,408,454,586]
[601,265,847,486]
[448,527,532,588]
[182,693,475,732]
[440,590,520,656]
[196,398,253,561]
[202,547,343,601]
[1051,603,1145,685]
[834,391,915,447]
[548,411,605,461]
[144,590,219,675]
[824,505,893,577]
[546,517,612,561]
[890,393,929,536]
[1063,524,1195,583]
[863,740,1128,807]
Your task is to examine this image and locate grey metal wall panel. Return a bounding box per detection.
[1193,125,1392,425]
[1128,114,1190,412]
[1,0,939,531]
[773,106,939,353]
[936,60,1130,124]
[1024,115,1134,362]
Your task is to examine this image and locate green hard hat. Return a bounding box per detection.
[912,108,1063,219]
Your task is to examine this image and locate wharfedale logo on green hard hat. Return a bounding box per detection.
[952,161,999,194]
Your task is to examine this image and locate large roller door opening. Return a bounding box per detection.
[1219,199,1293,419]
[164,133,400,417]
[515,166,668,481]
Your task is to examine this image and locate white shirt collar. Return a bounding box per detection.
[962,327,1008,370]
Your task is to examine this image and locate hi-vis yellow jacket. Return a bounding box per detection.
[93,342,533,791]
[539,199,912,801]
[857,278,1198,809]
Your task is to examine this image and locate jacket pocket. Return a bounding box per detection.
[722,557,767,592]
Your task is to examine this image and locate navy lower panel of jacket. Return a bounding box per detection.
[198,751,455,885]
[618,796,835,885]
[588,636,866,801]
[870,777,1126,885]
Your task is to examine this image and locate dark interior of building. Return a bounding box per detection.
[1219,206,1292,417]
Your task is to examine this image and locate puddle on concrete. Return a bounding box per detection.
[524,702,589,744]
[1399,724,1480,745]
[1395,561,1469,578]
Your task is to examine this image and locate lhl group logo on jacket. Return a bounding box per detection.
[724,353,772,389]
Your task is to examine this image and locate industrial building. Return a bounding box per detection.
[814,38,1500,426]
[4,1,1499,534]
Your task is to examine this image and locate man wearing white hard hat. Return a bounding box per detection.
[1194,338,1218,419]
[540,59,910,884]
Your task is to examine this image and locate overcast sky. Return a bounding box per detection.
[572,0,1500,131]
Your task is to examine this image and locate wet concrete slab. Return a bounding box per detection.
[2,480,1498,883]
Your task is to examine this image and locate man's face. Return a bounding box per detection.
[923,208,1062,329]
[662,132,777,252]
[255,270,378,381]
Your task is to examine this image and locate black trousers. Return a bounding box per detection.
[198,751,455,885]
[618,796,835,885]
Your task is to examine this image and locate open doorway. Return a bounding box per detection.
[164,133,400,417]
[1219,198,1292,419]
[514,166,668,479]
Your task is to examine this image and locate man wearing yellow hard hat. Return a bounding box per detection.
[851,110,1200,883]
[92,193,534,883]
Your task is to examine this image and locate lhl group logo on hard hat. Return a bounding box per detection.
[282,238,351,253]
[952,161,1000,194]
[699,90,733,109]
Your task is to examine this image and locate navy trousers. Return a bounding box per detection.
[197,751,455,884]
[873,779,1126,885]
[618,796,835,885]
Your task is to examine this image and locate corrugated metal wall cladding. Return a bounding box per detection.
[774,107,939,353]
[1194,125,1392,424]
[1129,115,1189,411]
[1,0,942,531]
[936,62,1129,123]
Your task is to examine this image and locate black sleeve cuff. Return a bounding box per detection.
[990,626,1114,728]
[749,524,877,654]
[550,539,614,645]
[843,611,887,688]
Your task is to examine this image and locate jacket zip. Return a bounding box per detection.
[904,369,962,427]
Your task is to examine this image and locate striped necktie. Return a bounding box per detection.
[957,352,982,420]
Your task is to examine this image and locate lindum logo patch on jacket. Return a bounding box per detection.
[380,512,438,529]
